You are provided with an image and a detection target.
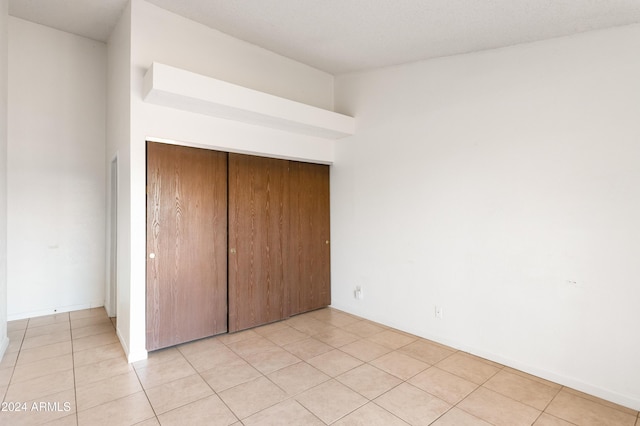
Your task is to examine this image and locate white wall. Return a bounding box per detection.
[0,0,9,359]
[115,0,336,361]
[106,2,131,354]
[7,18,107,319]
[332,24,640,409]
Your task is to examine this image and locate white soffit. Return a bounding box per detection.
[142,63,355,139]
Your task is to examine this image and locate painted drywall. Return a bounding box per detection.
[332,24,640,409]
[7,18,107,319]
[112,0,337,361]
[106,1,131,356]
[0,0,8,359]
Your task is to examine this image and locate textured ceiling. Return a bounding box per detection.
[9,0,640,74]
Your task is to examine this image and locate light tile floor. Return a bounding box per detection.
[0,307,638,426]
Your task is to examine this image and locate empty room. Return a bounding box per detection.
[0,0,639,425]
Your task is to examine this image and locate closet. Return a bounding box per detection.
[146,142,330,350]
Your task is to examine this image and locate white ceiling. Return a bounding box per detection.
[9,0,640,74]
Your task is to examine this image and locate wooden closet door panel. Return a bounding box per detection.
[146,142,228,350]
[228,153,287,332]
[287,161,331,315]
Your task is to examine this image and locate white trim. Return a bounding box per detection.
[142,62,355,139]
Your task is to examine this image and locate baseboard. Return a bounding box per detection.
[7,301,105,321]
[116,326,147,364]
[331,303,640,411]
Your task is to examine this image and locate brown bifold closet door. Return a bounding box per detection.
[146,142,228,350]
[228,153,288,332]
[286,161,331,315]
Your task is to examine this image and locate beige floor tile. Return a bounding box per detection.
[312,327,360,348]
[21,329,71,350]
[533,413,575,425]
[311,309,361,328]
[46,413,78,425]
[295,379,368,424]
[24,321,70,339]
[73,342,125,367]
[145,374,213,414]
[398,340,455,365]
[77,391,155,426]
[179,341,240,372]
[483,369,560,410]
[134,417,160,426]
[157,394,237,426]
[200,357,262,392]
[436,352,500,384]
[252,320,291,336]
[17,341,72,366]
[243,399,324,426]
[0,350,18,369]
[562,386,638,416]
[261,326,309,346]
[226,336,278,357]
[5,369,75,402]
[69,307,107,320]
[545,390,637,426]
[0,367,12,388]
[7,319,29,332]
[132,347,183,369]
[333,402,410,426]
[342,320,387,338]
[370,351,429,380]
[243,346,301,374]
[27,313,69,328]
[219,376,287,419]
[70,316,113,330]
[285,316,334,335]
[337,363,402,399]
[75,371,142,411]
[409,366,478,404]
[74,356,133,387]
[216,329,259,345]
[72,323,115,340]
[8,329,26,341]
[11,353,73,384]
[0,388,76,426]
[463,352,503,369]
[374,382,451,426]
[71,331,118,352]
[339,339,392,362]
[431,407,492,425]
[458,387,541,426]
[177,335,225,358]
[267,361,330,395]
[282,337,333,360]
[135,355,196,389]
[502,367,562,389]
[6,335,23,354]
[307,349,363,377]
[367,330,416,349]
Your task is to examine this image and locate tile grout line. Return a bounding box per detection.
[70,316,80,425]
[1,319,26,404]
[176,343,241,424]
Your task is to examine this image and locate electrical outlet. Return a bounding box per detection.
[354,286,364,300]
[434,305,443,319]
